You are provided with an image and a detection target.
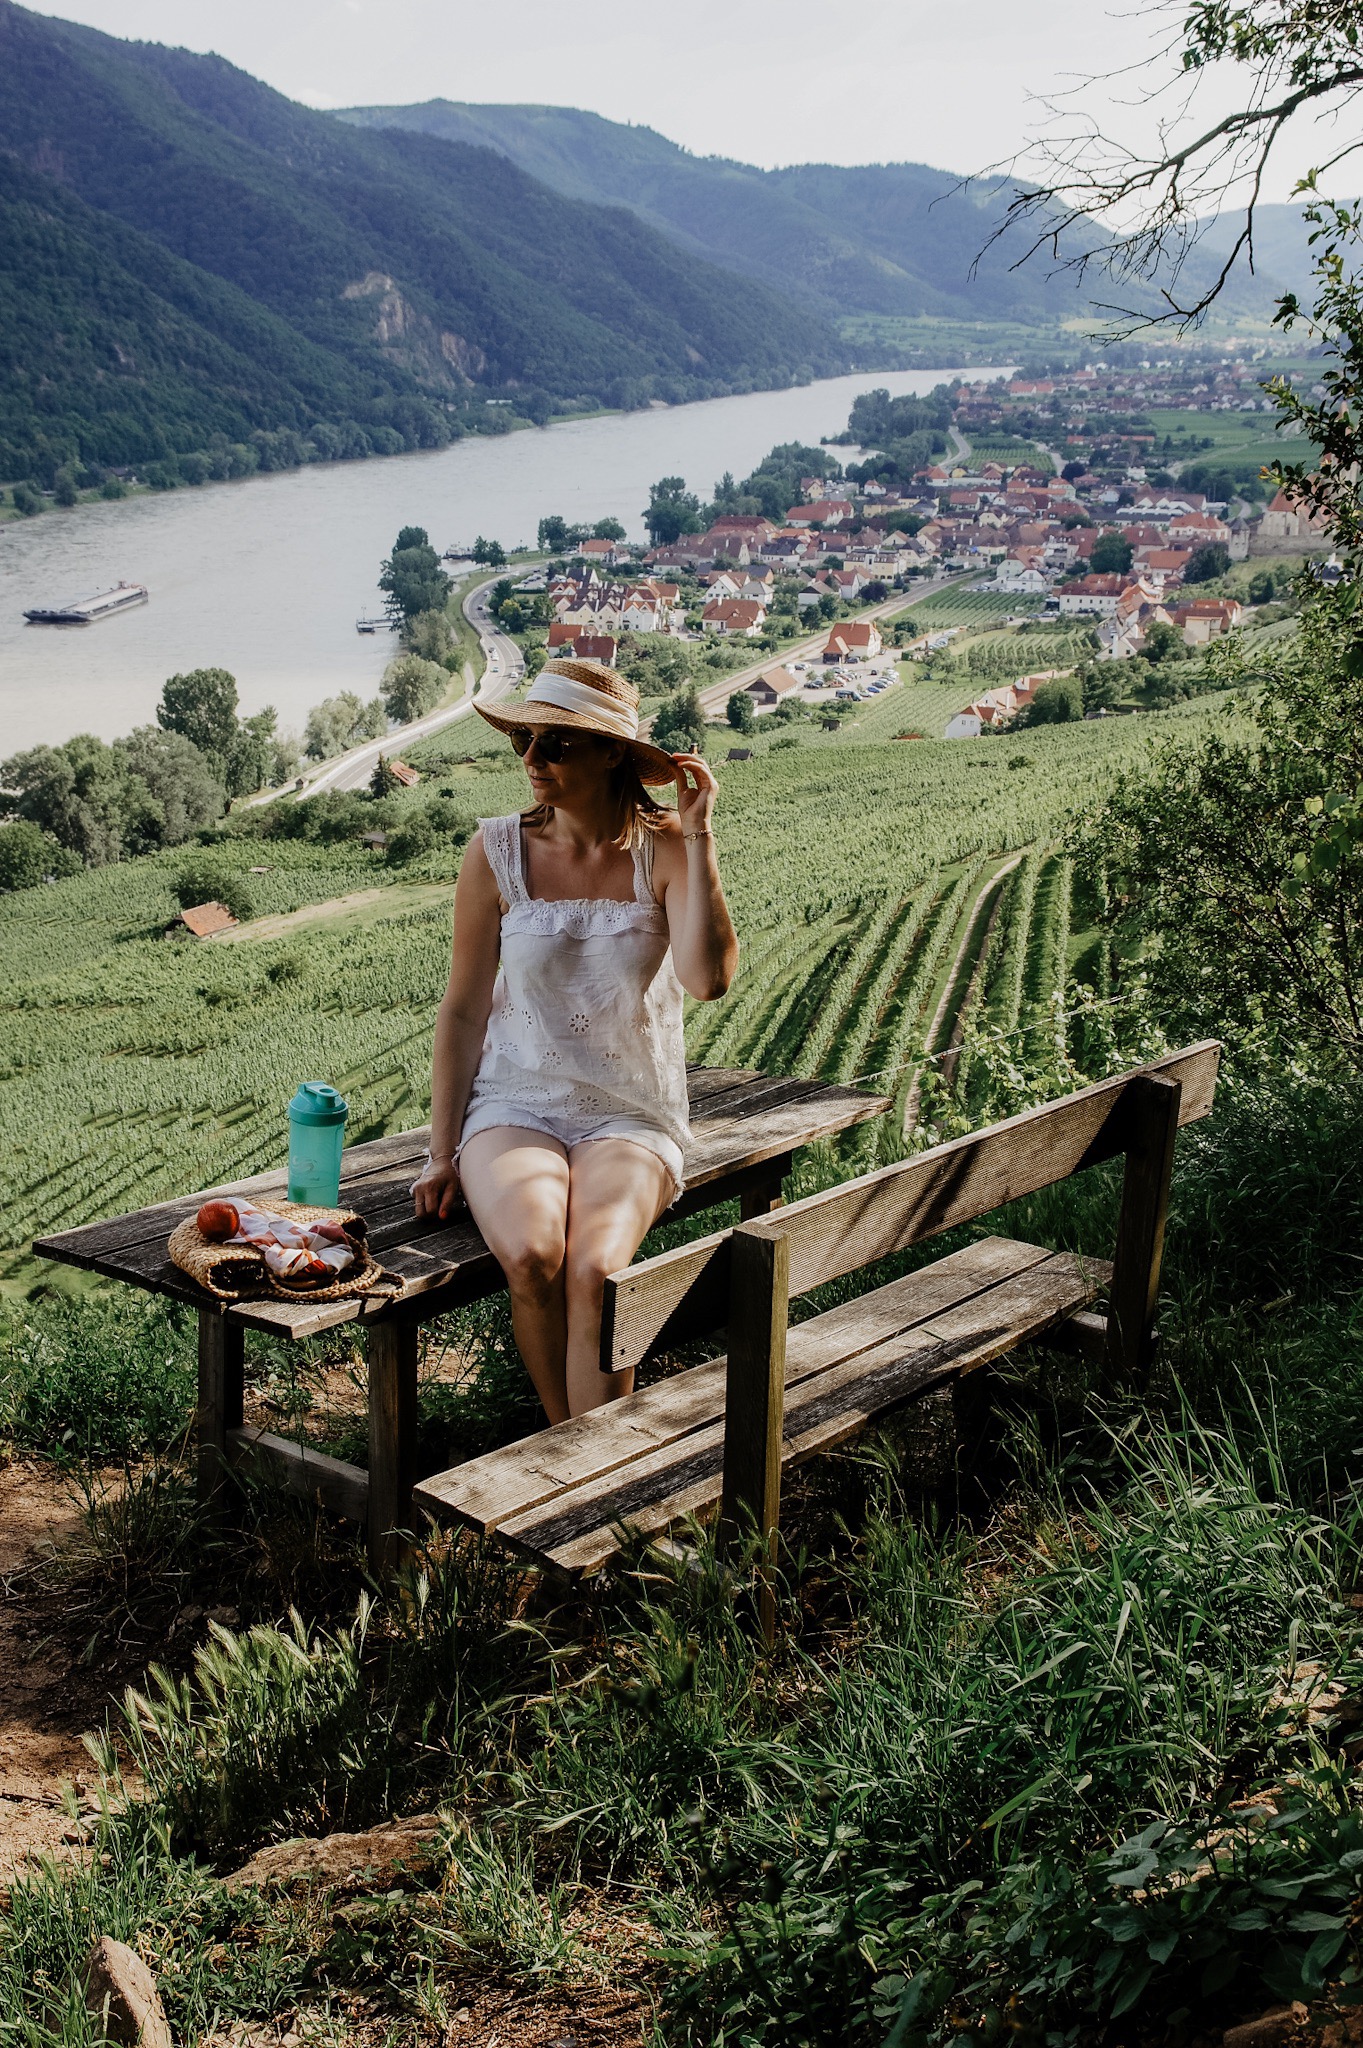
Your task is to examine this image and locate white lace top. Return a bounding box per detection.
[463,813,691,1157]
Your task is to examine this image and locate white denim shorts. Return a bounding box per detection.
[456,1103,685,1201]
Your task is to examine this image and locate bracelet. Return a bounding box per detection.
[683,827,714,843]
[423,1150,456,1168]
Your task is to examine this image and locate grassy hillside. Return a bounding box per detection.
[338,99,1280,331]
[0,3,843,482]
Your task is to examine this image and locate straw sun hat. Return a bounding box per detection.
[475,656,681,786]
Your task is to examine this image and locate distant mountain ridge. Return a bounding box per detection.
[336,100,1279,328]
[0,4,842,482]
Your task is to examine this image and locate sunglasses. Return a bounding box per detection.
[508,727,578,763]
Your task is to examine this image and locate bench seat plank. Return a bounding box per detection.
[503,1246,1109,1574]
[415,1237,1107,1572]
[415,1236,1047,1532]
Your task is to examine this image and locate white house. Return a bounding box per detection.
[944,711,983,739]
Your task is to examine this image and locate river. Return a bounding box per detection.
[0,367,1008,753]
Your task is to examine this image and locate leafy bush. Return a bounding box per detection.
[0,1295,196,1460]
[173,858,256,921]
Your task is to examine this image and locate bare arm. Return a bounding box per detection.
[413,831,502,1220]
[656,753,739,1002]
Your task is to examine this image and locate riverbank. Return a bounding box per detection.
[0,367,1013,755]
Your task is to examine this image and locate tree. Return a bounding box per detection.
[996,0,1363,325]
[1140,620,1186,664]
[381,654,445,725]
[304,693,368,762]
[652,687,708,754]
[379,527,450,624]
[53,468,78,507]
[118,725,224,839]
[1080,663,1121,713]
[592,516,627,541]
[727,690,756,733]
[370,755,401,798]
[0,820,80,891]
[1090,531,1134,575]
[537,515,569,554]
[157,668,239,765]
[173,859,255,922]
[0,727,222,866]
[222,708,288,800]
[402,609,455,666]
[1024,676,1085,724]
[472,535,506,567]
[643,477,702,546]
[1072,215,1363,1068]
[1249,568,1281,605]
[861,580,889,604]
[1184,542,1232,584]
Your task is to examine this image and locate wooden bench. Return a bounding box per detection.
[34,1066,888,1569]
[416,1043,1221,1627]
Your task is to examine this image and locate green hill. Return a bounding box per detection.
[336,101,1276,329]
[0,3,844,482]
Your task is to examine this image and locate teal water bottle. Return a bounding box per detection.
[287,1082,348,1206]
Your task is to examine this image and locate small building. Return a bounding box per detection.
[822,620,884,664]
[944,712,983,739]
[571,634,618,665]
[701,598,767,638]
[388,759,421,788]
[726,747,754,761]
[745,665,802,708]
[168,901,238,939]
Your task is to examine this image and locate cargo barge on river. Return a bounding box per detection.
[23,581,148,625]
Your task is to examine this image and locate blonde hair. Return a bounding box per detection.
[520,739,669,850]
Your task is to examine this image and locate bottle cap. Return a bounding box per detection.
[287,1082,348,1127]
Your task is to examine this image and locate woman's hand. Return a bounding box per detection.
[671,752,718,838]
[412,1153,461,1222]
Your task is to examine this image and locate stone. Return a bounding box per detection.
[83,1937,173,2048]
[223,1813,444,1892]
[1223,2010,1300,2048]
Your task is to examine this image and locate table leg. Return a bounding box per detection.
[197,1310,244,1512]
[739,1151,791,1222]
[368,1317,419,1574]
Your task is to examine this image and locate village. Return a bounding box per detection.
[483,355,1329,740]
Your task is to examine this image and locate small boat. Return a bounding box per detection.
[355,616,391,634]
[24,580,149,625]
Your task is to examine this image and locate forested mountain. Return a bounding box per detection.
[0,4,843,483]
[339,101,1271,327]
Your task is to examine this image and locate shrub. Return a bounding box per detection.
[0,820,80,891]
[173,859,256,921]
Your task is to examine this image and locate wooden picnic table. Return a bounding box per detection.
[34,1066,889,1567]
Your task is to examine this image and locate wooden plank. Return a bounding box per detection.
[501,1248,1108,1574]
[416,1237,1054,1535]
[227,1427,370,1524]
[601,1043,1220,1374]
[717,1230,789,1644]
[196,1311,243,1511]
[1106,1072,1181,1385]
[368,1318,419,1573]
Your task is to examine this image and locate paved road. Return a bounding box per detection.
[691,571,976,718]
[295,575,523,799]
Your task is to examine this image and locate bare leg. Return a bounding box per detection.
[458,1128,572,1425]
[563,1140,675,1416]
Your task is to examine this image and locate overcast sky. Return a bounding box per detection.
[25,0,1334,201]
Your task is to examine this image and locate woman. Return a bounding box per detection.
[413,655,739,1423]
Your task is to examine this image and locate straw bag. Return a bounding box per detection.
[167,1201,400,1304]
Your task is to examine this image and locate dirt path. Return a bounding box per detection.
[0,1462,102,1881]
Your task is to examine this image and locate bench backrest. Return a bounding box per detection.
[602,1041,1221,1375]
